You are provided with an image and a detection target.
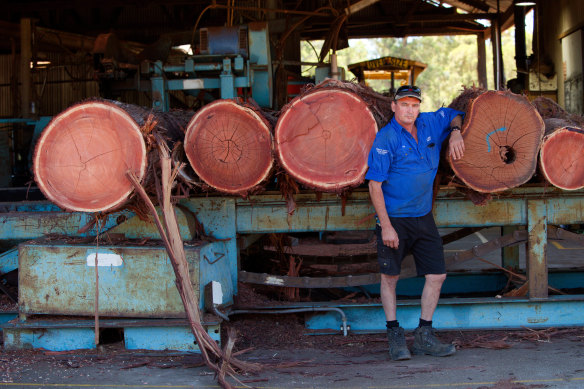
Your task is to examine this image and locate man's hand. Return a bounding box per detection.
[381,224,399,249]
[448,130,465,160]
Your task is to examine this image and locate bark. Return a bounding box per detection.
[449,90,545,193]
[274,81,379,192]
[532,96,584,127]
[126,143,261,389]
[539,119,584,190]
[447,85,487,113]
[184,99,274,196]
[33,99,192,213]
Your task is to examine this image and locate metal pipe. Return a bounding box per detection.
[20,18,32,118]
[212,305,230,322]
[228,307,349,336]
[514,4,528,90]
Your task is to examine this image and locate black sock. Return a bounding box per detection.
[419,318,432,327]
[386,320,399,329]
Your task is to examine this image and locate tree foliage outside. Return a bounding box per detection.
[301,23,532,112]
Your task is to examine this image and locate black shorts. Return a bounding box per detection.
[375,212,446,276]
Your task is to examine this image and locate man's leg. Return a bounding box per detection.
[420,273,446,320]
[410,213,455,357]
[380,273,399,321]
[376,218,411,361]
[381,274,411,360]
[413,273,455,357]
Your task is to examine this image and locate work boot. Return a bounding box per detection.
[412,326,456,357]
[386,326,411,360]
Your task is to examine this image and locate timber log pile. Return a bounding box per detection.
[447,89,584,194]
[33,84,584,215]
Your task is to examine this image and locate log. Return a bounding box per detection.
[274,86,378,192]
[539,120,584,190]
[531,96,584,127]
[449,90,545,193]
[184,99,274,196]
[33,99,191,213]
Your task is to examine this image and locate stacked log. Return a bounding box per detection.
[183,99,274,196]
[33,99,191,213]
[448,90,545,193]
[533,97,584,190]
[274,82,380,192]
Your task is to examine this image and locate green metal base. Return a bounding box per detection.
[2,318,220,352]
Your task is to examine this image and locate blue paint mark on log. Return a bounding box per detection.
[486,127,507,152]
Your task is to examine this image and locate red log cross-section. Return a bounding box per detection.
[184,100,274,196]
[275,88,378,192]
[33,100,147,213]
[449,91,545,193]
[539,119,584,190]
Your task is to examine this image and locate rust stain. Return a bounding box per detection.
[527,317,548,323]
[66,250,81,259]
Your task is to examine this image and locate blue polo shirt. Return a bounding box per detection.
[365,107,464,217]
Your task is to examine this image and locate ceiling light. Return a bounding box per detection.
[514,0,536,6]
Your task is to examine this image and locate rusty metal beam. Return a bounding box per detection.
[528,200,548,299]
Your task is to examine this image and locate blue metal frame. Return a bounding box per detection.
[303,295,584,332]
[2,186,584,350]
[2,319,220,352]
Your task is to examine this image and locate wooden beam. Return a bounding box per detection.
[477,31,488,88]
[20,18,32,118]
[454,0,491,12]
[345,0,382,15]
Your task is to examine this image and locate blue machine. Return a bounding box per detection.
[117,22,273,111]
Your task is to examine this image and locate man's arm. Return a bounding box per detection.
[368,180,399,249]
[448,115,464,160]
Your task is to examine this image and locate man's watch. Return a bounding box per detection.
[450,126,461,132]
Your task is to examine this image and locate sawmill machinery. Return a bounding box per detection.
[95,23,274,111]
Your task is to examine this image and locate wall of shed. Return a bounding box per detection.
[539,0,584,113]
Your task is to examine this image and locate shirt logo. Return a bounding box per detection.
[439,111,446,118]
[426,136,431,142]
[376,147,389,155]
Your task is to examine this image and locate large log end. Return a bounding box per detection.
[275,88,377,192]
[450,90,544,193]
[540,127,584,190]
[184,100,274,195]
[33,101,147,212]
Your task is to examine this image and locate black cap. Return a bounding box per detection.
[395,85,422,102]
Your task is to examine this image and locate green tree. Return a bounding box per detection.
[301,18,532,112]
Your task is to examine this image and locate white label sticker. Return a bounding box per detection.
[183,79,205,89]
[86,252,123,267]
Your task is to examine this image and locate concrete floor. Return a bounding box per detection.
[2,330,584,388]
[1,226,583,388]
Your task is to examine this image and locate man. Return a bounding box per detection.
[366,85,465,361]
